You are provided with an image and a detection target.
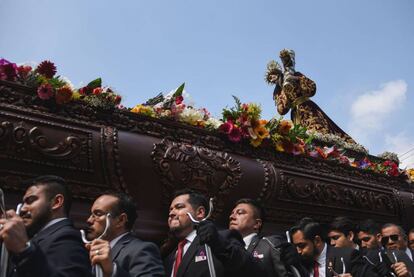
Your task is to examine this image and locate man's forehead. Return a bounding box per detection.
[92,195,118,210]
[23,185,45,198]
[171,194,189,206]
[383,226,399,234]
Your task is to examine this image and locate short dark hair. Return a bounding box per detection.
[382,223,407,241]
[235,198,265,221]
[173,188,209,212]
[329,216,356,237]
[358,219,380,236]
[107,192,137,230]
[25,175,72,216]
[290,217,327,242]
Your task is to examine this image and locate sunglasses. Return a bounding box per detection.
[381,234,399,245]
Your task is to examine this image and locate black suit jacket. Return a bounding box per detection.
[246,234,291,277]
[10,218,91,277]
[362,247,414,275]
[164,230,267,277]
[111,233,165,277]
[325,245,378,277]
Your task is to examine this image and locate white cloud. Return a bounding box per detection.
[384,132,414,168]
[350,80,407,130]
[348,80,408,148]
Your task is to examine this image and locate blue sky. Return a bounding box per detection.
[1,0,413,167]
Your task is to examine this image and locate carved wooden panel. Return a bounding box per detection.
[151,139,242,216]
[0,110,92,171]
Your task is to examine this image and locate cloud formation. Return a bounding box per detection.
[348,80,408,147]
[350,80,407,130]
[385,132,414,168]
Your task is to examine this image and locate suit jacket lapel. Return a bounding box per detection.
[177,236,201,277]
[111,233,132,261]
[246,234,260,254]
[32,218,71,245]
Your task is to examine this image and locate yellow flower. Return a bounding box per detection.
[250,137,262,147]
[72,91,82,100]
[275,142,284,152]
[131,104,155,117]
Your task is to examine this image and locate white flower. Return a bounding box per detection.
[205,117,223,129]
[179,107,204,125]
[60,76,75,90]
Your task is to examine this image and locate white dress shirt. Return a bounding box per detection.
[310,243,327,277]
[243,233,258,250]
[170,230,197,277]
[406,247,413,261]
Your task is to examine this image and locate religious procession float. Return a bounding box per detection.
[1,50,413,242]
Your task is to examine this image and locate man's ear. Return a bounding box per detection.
[195,206,206,220]
[51,194,64,211]
[116,213,128,228]
[348,231,355,242]
[254,219,263,232]
[314,235,323,247]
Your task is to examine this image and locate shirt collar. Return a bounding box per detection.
[405,247,413,260]
[109,232,129,249]
[317,242,327,266]
[186,230,197,243]
[243,233,258,249]
[40,217,67,232]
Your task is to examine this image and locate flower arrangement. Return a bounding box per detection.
[1,57,413,182]
[0,58,122,110]
[130,83,221,129]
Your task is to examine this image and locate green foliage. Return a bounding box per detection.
[87,78,102,89]
[173,82,185,97]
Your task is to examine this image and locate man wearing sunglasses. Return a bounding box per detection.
[85,193,165,277]
[381,224,414,262]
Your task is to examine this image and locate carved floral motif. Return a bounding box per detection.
[151,139,242,217]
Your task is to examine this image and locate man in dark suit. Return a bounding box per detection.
[85,193,165,277]
[408,229,414,252]
[228,198,305,277]
[382,223,414,263]
[164,189,267,277]
[291,217,371,277]
[357,219,414,277]
[328,217,360,250]
[0,175,91,277]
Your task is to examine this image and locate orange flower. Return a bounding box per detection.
[278,120,292,135]
[254,124,269,140]
[275,142,284,152]
[55,86,73,105]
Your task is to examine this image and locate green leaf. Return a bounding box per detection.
[87,78,102,89]
[232,95,242,110]
[173,83,185,97]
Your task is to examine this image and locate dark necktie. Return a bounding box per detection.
[313,261,319,277]
[173,240,187,277]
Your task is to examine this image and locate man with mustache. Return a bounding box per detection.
[0,175,91,277]
[85,193,165,277]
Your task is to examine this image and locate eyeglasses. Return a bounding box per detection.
[89,210,110,220]
[381,234,400,245]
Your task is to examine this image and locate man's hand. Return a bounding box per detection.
[392,262,411,277]
[0,210,29,254]
[86,239,113,277]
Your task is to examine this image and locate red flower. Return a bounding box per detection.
[17,65,32,78]
[36,60,57,79]
[219,121,234,134]
[228,127,242,142]
[55,86,73,104]
[175,95,184,105]
[79,86,92,95]
[37,83,54,100]
[114,95,122,104]
[92,87,103,95]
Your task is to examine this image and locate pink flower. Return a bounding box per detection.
[37,83,54,100]
[228,127,242,142]
[219,121,234,134]
[0,59,18,81]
